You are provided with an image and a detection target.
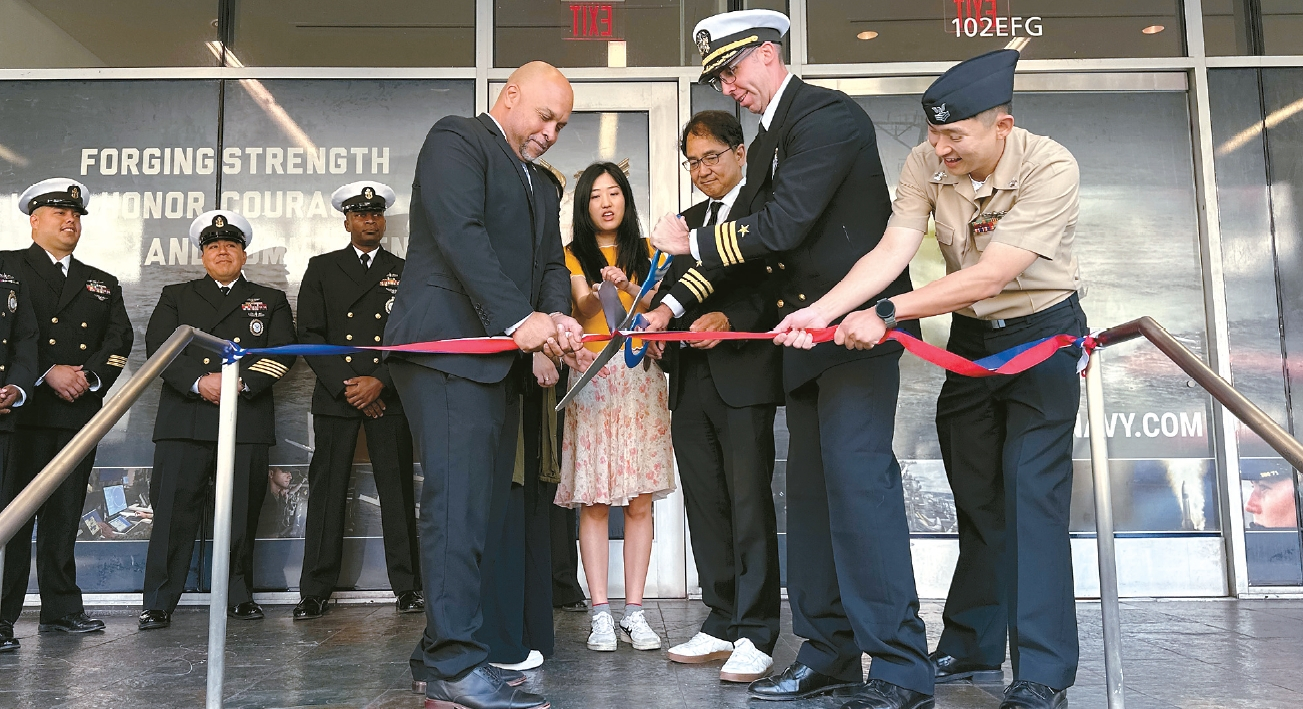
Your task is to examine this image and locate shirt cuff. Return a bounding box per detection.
[689,230,702,261]
[36,365,55,387]
[661,295,686,319]
[504,314,531,336]
[191,378,202,394]
[10,386,25,407]
[86,371,101,392]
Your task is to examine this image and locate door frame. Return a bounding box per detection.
[490,80,688,598]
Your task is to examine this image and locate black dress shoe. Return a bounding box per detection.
[423,665,549,709]
[397,590,425,614]
[227,601,264,620]
[841,679,934,709]
[1000,681,1067,709]
[748,662,860,701]
[38,611,105,633]
[138,609,171,630]
[415,668,525,694]
[555,601,587,612]
[293,596,329,620]
[931,650,1003,684]
[0,620,18,652]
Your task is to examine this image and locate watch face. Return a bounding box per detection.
[875,299,895,319]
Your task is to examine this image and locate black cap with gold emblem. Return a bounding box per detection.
[692,9,790,83]
[18,178,91,215]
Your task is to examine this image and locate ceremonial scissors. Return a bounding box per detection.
[555,249,672,411]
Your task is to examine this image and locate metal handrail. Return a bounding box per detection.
[1095,316,1303,470]
[1086,316,1303,709]
[0,324,239,709]
[0,325,229,546]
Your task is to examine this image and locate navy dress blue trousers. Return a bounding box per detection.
[785,351,933,696]
[934,298,1087,691]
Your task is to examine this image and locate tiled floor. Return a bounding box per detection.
[3,598,1303,708]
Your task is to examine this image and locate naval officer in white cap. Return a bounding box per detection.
[650,9,934,709]
[1,178,133,641]
[139,209,295,630]
[294,181,423,622]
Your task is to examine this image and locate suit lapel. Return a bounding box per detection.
[209,276,249,329]
[56,257,83,312]
[335,247,389,307]
[738,77,804,212]
[23,243,64,299]
[476,113,537,227]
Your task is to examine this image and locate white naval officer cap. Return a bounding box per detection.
[692,9,790,82]
[331,181,397,213]
[189,209,253,252]
[18,177,90,215]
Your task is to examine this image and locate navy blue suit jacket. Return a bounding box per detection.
[384,113,571,384]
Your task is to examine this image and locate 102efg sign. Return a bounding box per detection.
[946,0,1043,38]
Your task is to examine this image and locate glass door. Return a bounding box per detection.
[490,81,687,598]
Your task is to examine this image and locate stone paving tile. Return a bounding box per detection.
[4,599,1303,707]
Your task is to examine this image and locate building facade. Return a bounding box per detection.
[0,1,1300,602]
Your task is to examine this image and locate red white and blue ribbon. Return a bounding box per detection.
[227,328,1097,379]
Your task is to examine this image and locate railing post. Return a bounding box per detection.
[206,358,241,709]
[1085,349,1125,709]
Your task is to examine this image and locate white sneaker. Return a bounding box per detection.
[490,649,544,671]
[667,632,735,664]
[719,638,773,683]
[618,609,662,651]
[587,610,617,652]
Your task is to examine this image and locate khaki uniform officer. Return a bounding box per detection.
[139,210,296,629]
[777,49,1086,709]
[294,181,422,620]
[1,178,133,638]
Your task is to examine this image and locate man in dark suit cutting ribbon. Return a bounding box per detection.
[384,61,584,709]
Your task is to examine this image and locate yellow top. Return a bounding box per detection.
[566,239,656,353]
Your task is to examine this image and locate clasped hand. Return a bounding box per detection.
[772,305,887,351]
[45,364,90,403]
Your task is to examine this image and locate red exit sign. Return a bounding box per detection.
[569,3,619,40]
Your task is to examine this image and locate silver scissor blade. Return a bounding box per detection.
[555,334,626,411]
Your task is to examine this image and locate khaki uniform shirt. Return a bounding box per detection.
[888,126,1081,320]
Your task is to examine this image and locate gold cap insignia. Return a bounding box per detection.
[695,30,712,58]
[214,215,225,227]
[69,186,80,200]
[363,186,375,199]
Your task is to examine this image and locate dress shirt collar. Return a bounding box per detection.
[761,73,795,131]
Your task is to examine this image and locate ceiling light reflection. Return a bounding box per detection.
[205,41,316,153]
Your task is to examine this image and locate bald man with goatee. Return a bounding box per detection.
[384,61,584,709]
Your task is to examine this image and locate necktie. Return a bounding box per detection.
[359,252,371,269]
[705,201,723,227]
[56,261,66,280]
[220,286,231,296]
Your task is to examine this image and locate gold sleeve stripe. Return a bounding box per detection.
[713,224,729,266]
[248,364,285,379]
[679,272,708,303]
[248,359,288,377]
[681,269,715,301]
[727,222,745,265]
[106,356,127,368]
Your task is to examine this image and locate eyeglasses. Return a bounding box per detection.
[682,151,728,172]
[707,47,756,93]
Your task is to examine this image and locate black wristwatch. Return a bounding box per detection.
[874,298,897,330]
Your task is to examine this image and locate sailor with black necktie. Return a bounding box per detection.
[138,210,295,630]
[293,181,422,621]
[1,178,133,640]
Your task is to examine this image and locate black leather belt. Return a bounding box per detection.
[958,292,1080,331]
